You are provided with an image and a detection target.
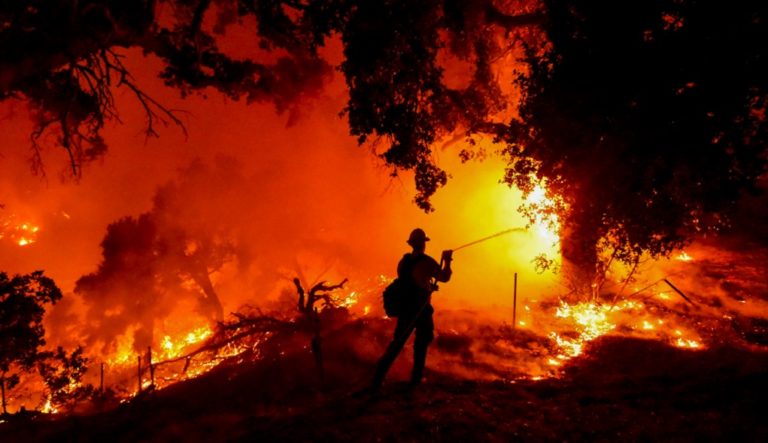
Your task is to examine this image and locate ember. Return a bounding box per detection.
[0,215,40,247]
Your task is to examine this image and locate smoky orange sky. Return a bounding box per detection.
[0,37,560,334]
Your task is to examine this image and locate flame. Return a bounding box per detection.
[641,320,655,330]
[675,338,701,349]
[158,326,213,360]
[339,291,359,309]
[109,327,140,365]
[93,321,268,402]
[546,299,706,366]
[675,251,694,261]
[555,302,616,342]
[41,397,58,414]
[107,325,214,367]
[525,183,561,243]
[1,215,41,246]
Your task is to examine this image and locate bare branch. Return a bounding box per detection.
[102,50,188,140]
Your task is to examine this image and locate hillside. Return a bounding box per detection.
[2,334,766,442]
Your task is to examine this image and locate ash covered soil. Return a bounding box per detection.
[1,335,766,443]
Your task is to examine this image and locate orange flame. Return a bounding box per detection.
[1,215,41,246]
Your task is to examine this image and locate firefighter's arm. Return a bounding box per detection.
[436,250,453,282]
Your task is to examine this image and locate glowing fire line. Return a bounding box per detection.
[545,300,704,367]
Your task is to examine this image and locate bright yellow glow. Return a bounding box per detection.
[547,358,562,366]
[547,298,706,365]
[109,327,138,365]
[675,251,694,261]
[0,216,40,247]
[525,184,561,243]
[642,320,655,330]
[675,338,701,349]
[41,397,58,414]
[158,326,213,360]
[339,291,359,308]
[162,336,174,352]
[555,302,615,342]
[549,331,584,357]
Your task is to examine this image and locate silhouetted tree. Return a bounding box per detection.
[501,0,768,288]
[293,277,348,314]
[292,276,348,379]
[76,213,234,353]
[76,160,239,352]
[0,271,62,414]
[75,214,166,354]
[37,346,92,411]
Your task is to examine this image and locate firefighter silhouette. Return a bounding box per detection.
[371,228,453,390]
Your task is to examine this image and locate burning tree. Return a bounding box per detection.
[0,271,62,414]
[75,159,244,354]
[75,213,234,354]
[36,346,91,412]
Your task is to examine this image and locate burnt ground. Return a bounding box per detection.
[1,335,766,443]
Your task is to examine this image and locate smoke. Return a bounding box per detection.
[0,40,567,379]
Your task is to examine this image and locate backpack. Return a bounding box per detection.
[382,254,423,317]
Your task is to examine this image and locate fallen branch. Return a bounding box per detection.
[663,278,694,305]
[151,315,289,369]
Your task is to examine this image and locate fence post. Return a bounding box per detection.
[148,346,155,388]
[137,355,142,394]
[513,272,518,328]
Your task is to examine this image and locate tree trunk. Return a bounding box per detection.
[187,262,224,321]
[560,216,601,299]
[195,274,224,321]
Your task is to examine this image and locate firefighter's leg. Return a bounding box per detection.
[372,316,413,389]
[411,306,434,384]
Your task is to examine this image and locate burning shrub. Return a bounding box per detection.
[0,271,61,414]
[37,346,93,413]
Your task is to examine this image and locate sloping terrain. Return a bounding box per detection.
[3,235,767,442]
